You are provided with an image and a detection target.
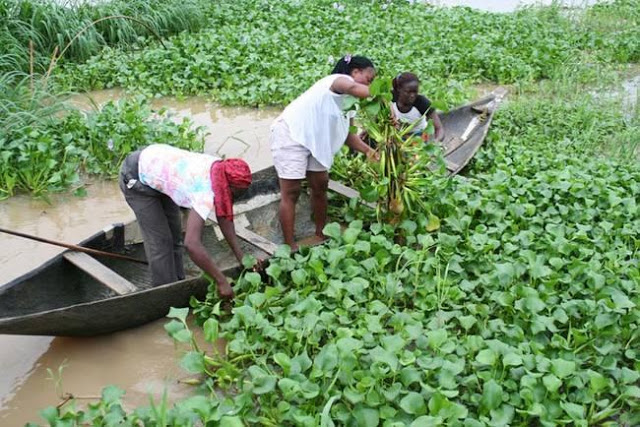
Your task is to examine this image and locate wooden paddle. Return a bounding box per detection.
[0,227,148,264]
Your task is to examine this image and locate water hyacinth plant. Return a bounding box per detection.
[7,0,639,425]
[0,94,204,198]
[51,0,638,106]
[343,77,447,225]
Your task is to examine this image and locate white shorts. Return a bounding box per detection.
[270,119,327,180]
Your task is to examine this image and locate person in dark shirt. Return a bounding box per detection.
[391,72,444,142]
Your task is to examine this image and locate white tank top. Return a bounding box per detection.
[279,74,356,168]
[391,102,427,133]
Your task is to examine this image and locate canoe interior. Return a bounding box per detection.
[441,88,506,174]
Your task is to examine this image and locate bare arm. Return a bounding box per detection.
[345,119,378,160]
[217,216,243,263]
[184,210,233,299]
[345,132,373,155]
[331,76,370,98]
[429,110,445,142]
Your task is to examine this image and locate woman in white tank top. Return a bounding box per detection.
[270,55,377,250]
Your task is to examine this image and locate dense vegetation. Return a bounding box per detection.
[2,0,639,197]
[2,0,637,425]
[0,0,210,198]
[52,0,639,106]
[32,90,639,424]
[0,85,204,198]
[0,0,208,75]
[160,83,638,425]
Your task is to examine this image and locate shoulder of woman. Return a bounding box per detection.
[330,75,355,94]
[414,95,432,115]
[332,74,354,84]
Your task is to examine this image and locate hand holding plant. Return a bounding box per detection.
[252,257,265,272]
[366,148,379,162]
[217,279,234,300]
[349,77,445,224]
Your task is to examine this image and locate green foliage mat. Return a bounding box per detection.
[17,0,640,424]
[54,0,640,106]
[179,88,638,425]
[177,151,639,425]
[0,96,204,198]
[40,88,639,426]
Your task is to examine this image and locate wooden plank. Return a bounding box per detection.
[63,251,138,295]
[235,227,279,256]
[328,180,360,199]
[328,180,377,209]
[443,136,466,156]
[445,159,460,173]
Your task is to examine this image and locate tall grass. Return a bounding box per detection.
[0,71,74,197]
[0,71,68,135]
[0,0,208,75]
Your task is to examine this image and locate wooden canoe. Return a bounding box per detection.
[0,88,506,336]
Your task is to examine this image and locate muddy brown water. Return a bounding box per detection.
[0,94,279,426]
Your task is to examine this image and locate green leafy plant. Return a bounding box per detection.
[20,1,640,425]
[51,0,638,106]
[345,76,446,225]
[1,94,204,197]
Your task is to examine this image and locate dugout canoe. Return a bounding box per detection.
[0,167,316,336]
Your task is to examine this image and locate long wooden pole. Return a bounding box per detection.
[0,227,148,265]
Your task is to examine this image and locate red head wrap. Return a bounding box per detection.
[210,159,252,220]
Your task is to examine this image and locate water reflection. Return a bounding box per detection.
[0,321,195,426]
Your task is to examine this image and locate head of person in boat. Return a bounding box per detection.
[270,54,378,251]
[119,144,258,300]
[391,72,444,142]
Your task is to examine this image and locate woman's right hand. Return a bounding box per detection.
[367,149,380,162]
[253,258,265,272]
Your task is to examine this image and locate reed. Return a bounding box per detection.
[0,0,208,75]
